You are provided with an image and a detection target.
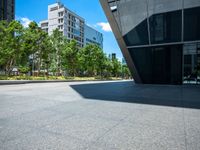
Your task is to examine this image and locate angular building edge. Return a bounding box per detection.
[99,0,142,83]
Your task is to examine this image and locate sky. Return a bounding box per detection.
[16,0,123,60]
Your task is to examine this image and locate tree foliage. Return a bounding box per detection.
[0,20,131,78]
[0,20,23,75]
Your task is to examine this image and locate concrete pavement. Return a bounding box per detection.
[0,81,200,150]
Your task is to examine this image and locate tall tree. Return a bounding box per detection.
[111,58,122,77]
[78,44,105,76]
[50,29,64,76]
[40,34,53,76]
[61,39,79,76]
[22,21,42,75]
[0,20,23,75]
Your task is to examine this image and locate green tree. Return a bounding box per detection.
[111,58,122,77]
[21,21,54,76]
[122,64,131,79]
[40,34,53,76]
[22,21,43,75]
[50,29,65,76]
[61,39,79,76]
[78,44,105,77]
[0,20,23,75]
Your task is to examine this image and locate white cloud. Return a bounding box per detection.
[19,17,32,28]
[97,22,112,32]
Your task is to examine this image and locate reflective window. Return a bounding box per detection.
[113,0,149,46]
[129,45,182,84]
[123,19,149,46]
[183,43,200,84]
[184,7,200,41]
[149,10,182,44]
[128,47,152,83]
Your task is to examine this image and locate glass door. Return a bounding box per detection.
[183,42,200,84]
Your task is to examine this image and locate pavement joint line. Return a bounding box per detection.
[28,123,93,145]
[2,115,83,142]
[181,86,188,150]
[88,115,130,148]
[182,108,188,150]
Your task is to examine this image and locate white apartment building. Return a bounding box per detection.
[40,2,103,49]
[84,25,103,49]
[40,2,85,47]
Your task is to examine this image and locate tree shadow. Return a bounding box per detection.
[70,81,200,109]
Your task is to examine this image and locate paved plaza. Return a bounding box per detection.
[0,81,200,150]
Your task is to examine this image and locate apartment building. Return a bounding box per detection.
[40,2,103,49]
[40,2,85,47]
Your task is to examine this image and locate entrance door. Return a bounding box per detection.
[183,43,200,84]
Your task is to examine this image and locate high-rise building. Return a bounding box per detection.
[109,53,116,60]
[100,0,200,84]
[0,0,15,22]
[40,2,85,47]
[84,25,103,49]
[40,2,103,48]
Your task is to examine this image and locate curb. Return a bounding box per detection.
[0,79,126,85]
[0,80,87,85]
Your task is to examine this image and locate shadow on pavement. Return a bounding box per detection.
[70,81,200,109]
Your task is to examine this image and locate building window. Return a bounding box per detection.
[41,23,48,27]
[58,25,63,30]
[58,18,63,23]
[149,10,182,44]
[184,6,200,41]
[108,0,118,12]
[123,19,149,46]
[50,6,58,11]
[72,22,75,27]
[58,12,64,17]
[129,45,183,84]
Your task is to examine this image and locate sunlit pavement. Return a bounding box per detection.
[0,81,200,150]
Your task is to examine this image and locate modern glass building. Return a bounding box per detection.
[0,0,15,22]
[100,0,200,84]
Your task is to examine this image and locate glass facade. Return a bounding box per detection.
[149,10,182,44]
[184,6,200,41]
[183,43,200,84]
[0,0,15,22]
[101,0,200,84]
[123,19,149,46]
[129,45,183,84]
[0,0,4,20]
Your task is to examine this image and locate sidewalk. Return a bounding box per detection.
[0,80,79,85]
[0,81,200,150]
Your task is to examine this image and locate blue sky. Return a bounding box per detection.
[16,0,122,60]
